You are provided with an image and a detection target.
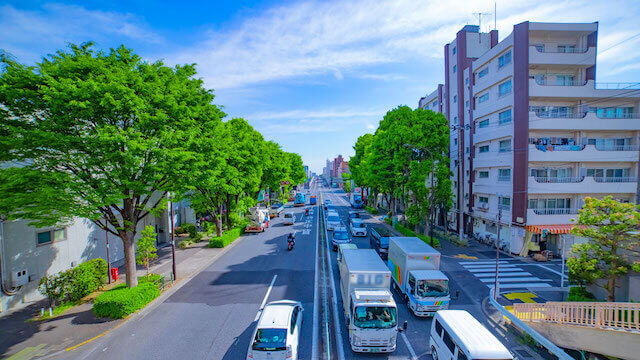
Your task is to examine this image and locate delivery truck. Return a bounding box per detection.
[245,206,270,233]
[349,193,363,208]
[339,249,400,353]
[387,237,450,317]
[294,192,306,207]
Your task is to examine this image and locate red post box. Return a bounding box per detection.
[110,267,119,281]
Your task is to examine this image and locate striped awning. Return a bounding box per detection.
[526,224,579,234]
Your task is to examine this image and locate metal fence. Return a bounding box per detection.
[513,302,640,332]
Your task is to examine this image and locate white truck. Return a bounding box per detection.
[339,249,401,353]
[245,206,270,233]
[387,237,450,317]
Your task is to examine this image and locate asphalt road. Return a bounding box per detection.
[62,183,321,360]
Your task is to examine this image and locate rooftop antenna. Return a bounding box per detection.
[494,1,497,30]
[473,11,491,32]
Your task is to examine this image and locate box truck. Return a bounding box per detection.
[339,249,400,353]
[387,237,450,317]
[349,193,363,208]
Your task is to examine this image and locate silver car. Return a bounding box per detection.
[325,211,341,231]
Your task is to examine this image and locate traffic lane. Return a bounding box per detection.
[321,190,428,360]
[62,204,318,360]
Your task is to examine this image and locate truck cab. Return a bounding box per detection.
[404,270,450,316]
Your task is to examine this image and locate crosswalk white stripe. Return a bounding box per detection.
[480,277,552,283]
[464,265,518,271]
[459,260,514,265]
[494,283,552,289]
[474,272,533,278]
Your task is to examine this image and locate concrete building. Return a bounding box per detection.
[0,199,195,314]
[419,22,640,257]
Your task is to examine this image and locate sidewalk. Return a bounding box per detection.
[0,237,236,360]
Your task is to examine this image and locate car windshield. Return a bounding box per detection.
[252,328,287,351]
[284,213,293,218]
[334,231,348,240]
[328,215,340,222]
[416,279,449,298]
[271,204,282,209]
[353,306,397,329]
[355,223,365,228]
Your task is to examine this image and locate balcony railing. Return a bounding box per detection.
[531,208,579,215]
[595,113,640,119]
[593,177,638,183]
[534,176,583,183]
[530,45,589,54]
[592,144,640,151]
[533,144,584,151]
[534,78,587,86]
[497,176,511,182]
[498,204,511,211]
[532,111,586,119]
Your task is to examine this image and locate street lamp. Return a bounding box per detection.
[170,193,177,281]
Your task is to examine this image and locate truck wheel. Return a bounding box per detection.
[431,347,438,360]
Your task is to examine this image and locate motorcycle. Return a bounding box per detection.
[287,232,296,251]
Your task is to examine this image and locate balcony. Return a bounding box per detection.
[530,79,640,99]
[528,144,639,162]
[528,176,637,194]
[529,46,596,67]
[474,122,512,144]
[526,208,578,225]
[529,111,640,131]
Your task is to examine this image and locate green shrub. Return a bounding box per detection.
[178,239,193,248]
[434,229,467,247]
[567,287,597,302]
[139,273,163,288]
[384,217,392,225]
[38,258,107,305]
[365,206,378,215]
[190,232,203,242]
[93,282,160,319]
[209,223,245,248]
[179,223,197,237]
[394,223,441,248]
[201,221,215,236]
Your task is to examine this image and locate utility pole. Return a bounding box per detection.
[458,125,464,244]
[105,219,111,284]
[170,195,177,281]
[429,161,436,247]
[494,208,502,299]
[560,235,566,288]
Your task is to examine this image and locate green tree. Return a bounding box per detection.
[0,43,223,287]
[136,226,158,278]
[350,133,374,200]
[342,172,352,193]
[569,196,640,301]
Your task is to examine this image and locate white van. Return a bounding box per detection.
[430,310,513,360]
[247,300,304,360]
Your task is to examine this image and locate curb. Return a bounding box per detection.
[40,233,248,359]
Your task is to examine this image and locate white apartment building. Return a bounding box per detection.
[419,22,640,257]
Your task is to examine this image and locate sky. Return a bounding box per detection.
[2,0,640,173]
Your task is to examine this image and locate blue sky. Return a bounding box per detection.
[2,0,640,172]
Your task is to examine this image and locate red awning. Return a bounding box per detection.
[526,224,582,234]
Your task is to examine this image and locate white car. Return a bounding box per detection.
[283,212,296,225]
[247,300,304,360]
[325,211,341,231]
[331,226,351,251]
[349,218,367,237]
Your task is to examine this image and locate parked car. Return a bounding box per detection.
[323,199,332,210]
[283,212,296,225]
[325,211,341,231]
[269,203,285,218]
[349,218,367,237]
[332,226,351,251]
[247,300,304,360]
[370,225,393,259]
[348,211,360,219]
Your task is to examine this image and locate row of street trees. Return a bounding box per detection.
[349,106,452,239]
[0,43,306,288]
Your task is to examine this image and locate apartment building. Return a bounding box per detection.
[419,22,640,257]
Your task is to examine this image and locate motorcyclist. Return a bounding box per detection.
[305,208,309,216]
[287,232,296,245]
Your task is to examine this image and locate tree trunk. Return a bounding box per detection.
[215,215,223,237]
[225,194,232,230]
[122,232,138,287]
[607,256,617,302]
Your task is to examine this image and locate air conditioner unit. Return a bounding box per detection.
[11,269,29,287]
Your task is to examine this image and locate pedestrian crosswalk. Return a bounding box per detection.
[459,259,553,290]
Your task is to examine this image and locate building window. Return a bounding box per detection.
[498,168,511,181]
[465,146,469,154]
[479,171,489,178]
[37,228,66,246]
[479,119,489,128]
[529,198,571,211]
[465,100,469,108]
[454,116,458,124]
[558,44,576,53]
[498,51,512,68]
[479,145,489,153]
[465,77,469,85]
[478,93,489,103]
[454,138,458,145]
[498,80,512,96]
[556,75,575,86]
[453,95,457,103]
[453,65,457,73]
[499,109,512,124]
[478,67,489,78]
[498,196,511,210]
[499,139,511,152]
[534,44,544,52]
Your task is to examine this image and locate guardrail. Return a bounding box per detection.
[513,302,640,332]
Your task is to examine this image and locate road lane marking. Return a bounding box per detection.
[255,274,278,321]
[454,254,478,259]
[491,283,552,289]
[312,185,320,360]
[504,292,539,303]
[480,277,552,283]
[524,264,568,279]
[459,260,513,264]
[322,191,345,360]
[400,332,418,360]
[474,272,533,277]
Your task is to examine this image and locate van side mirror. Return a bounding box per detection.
[403,321,408,331]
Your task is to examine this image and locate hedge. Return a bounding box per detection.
[93,282,160,319]
[38,258,107,306]
[209,226,243,248]
[365,206,378,215]
[567,287,597,302]
[394,223,441,248]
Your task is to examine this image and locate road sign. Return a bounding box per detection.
[280,180,290,185]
